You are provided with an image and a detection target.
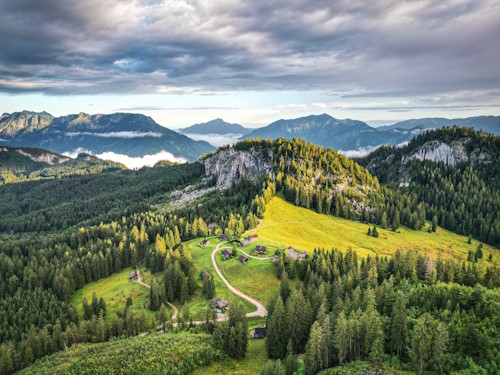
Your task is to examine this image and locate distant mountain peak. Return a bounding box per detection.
[180,118,251,135]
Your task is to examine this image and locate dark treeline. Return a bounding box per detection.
[0,162,205,233]
[263,248,500,374]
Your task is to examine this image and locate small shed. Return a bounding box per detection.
[213,297,229,310]
[201,270,208,279]
[252,327,266,339]
[239,238,251,247]
[202,238,210,246]
[285,247,307,262]
[222,249,233,259]
[249,234,259,241]
[129,270,138,280]
[255,245,267,254]
[219,234,229,241]
[238,255,248,265]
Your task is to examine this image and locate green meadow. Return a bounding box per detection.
[70,266,158,321]
[252,196,499,266]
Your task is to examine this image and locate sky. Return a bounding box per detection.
[0,0,499,129]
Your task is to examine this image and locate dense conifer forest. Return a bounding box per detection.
[0,129,498,374]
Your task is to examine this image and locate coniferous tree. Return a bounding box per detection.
[280,271,290,303]
[266,296,288,359]
[411,313,434,375]
[334,310,348,365]
[305,321,323,374]
[434,322,448,375]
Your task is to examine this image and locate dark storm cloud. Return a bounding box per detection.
[0,0,499,102]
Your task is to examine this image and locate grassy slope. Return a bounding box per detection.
[214,245,282,306]
[70,266,158,321]
[181,238,256,320]
[253,196,499,266]
[19,332,220,375]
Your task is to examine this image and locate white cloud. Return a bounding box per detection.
[184,133,243,147]
[65,131,162,138]
[338,145,382,158]
[62,148,92,158]
[95,151,187,169]
[63,148,187,169]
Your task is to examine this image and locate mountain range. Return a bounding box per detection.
[379,115,500,134]
[1,111,499,163]
[0,111,214,162]
[241,114,500,151]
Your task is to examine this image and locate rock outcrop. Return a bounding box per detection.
[403,140,468,167]
[201,147,273,189]
[16,149,69,165]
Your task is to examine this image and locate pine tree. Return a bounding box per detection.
[434,322,448,375]
[82,297,93,320]
[334,310,348,365]
[99,297,106,317]
[149,279,161,311]
[476,244,483,259]
[432,215,438,232]
[391,291,408,358]
[286,289,310,354]
[305,321,323,374]
[411,313,434,375]
[280,271,290,303]
[91,292,99,316]
[380,212,388,229]
[321,315,333,369]
[266,296,288,359]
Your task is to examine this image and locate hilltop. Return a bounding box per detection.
[179,118,251,135]
[0,146,125,185]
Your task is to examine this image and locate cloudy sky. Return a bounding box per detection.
[1,0,499,128]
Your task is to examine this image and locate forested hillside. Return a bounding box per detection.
[0,162,204,232]
[0,146,125,185]
[358,126,500,247]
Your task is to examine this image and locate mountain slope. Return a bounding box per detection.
[379,115,500,134]
[0,111,215,161]
[0,146,125,185]
[0,110,54,137]
[358,126,500,247]
[179,118,251,135]
[242,114,412,150]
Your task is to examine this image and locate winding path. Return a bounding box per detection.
[211,242,268,317]
[136,278,179,321]
[136,242,268,324]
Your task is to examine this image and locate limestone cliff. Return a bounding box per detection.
[403,140,468,167]
[201,147,273,189]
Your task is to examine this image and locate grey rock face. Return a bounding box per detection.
[404,140,468,167]
[202,147,273,189]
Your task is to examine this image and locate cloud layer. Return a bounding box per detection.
[63,148,187,169]
[183,133,244,147]
[0,0,498,104]
[65,131,162,138]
